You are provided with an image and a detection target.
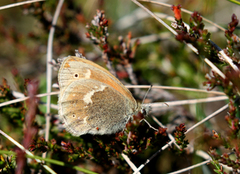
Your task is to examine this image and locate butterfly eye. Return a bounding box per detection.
[74,73,79,78]
[72,114,76,118]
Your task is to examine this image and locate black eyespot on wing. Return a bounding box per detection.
[74,73,79,78]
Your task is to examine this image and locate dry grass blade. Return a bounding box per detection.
[167,160,211,174]
[204,58,226,79]
[185,104,228,134]
[0,0,45,11]
[131,0,177,36]
[44,0,64,159]
[209,40,239,72]
[0,91,59,108]
[121,153,141,174]
[126,85,225,95]
[149,96,228,108]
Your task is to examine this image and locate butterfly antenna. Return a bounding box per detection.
[142,85,153,106]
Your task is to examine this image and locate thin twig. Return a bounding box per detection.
[121,153,141,174]
[133,139,175,174]
[125,85,225,95]
[204,58,226,79]
[185,104,228,134]
[44,0,64,159]
[131,0,177,36]
[209,40,239,72]
[148,96,228,108]
[0,91,59,108]
[167,159,211,174]
[0,0,45,11]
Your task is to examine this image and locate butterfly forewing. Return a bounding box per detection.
[58,56,136,104]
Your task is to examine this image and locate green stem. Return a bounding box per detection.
[0,150,97,174]
[227,0,240,5]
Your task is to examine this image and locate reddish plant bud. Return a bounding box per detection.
[85,32,91,38]
[171,5,182,20]
[158,127,167,136]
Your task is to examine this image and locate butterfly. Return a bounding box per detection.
[58,55,142,136]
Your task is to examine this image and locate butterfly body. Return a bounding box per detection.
[58,56,139,136]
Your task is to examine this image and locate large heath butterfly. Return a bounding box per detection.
[58,55,141,136]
